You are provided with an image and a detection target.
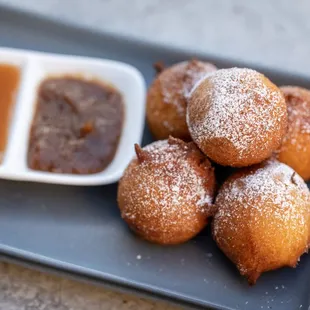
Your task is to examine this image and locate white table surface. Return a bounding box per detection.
[1,0,310,76]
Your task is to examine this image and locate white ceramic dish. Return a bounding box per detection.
[0,47,146,185]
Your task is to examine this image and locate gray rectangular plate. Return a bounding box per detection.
[0,5,310,310]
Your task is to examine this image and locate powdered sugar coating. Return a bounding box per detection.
[214,160,309,237]
[117,138,216,245]
[159,60,217,115]
[213,159,310,283]
[187,68,287,167]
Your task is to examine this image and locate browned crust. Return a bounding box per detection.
[117,138,216,245]
[277,86,310,181]
[187,69,287,167]
[146,60,217,141]
[212,160,310,284]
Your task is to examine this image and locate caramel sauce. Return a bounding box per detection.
[0,64,20,160]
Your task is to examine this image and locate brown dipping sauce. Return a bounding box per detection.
[0,64,20,161]
[28,76,124,174]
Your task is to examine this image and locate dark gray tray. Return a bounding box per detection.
[0,5,310,310]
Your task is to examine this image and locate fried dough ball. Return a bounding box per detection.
[117,137,216,245]
[213,160,310,284]
[146,60,217,141]
[277,86,310,181]
[187,68,287,167]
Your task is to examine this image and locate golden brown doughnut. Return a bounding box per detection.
[146,60,217,141]
[213,159,310,284]
[187,68,287,167]
[117,137,216,245]
[277,86,310,181]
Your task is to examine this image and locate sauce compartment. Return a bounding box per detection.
[0,49,25,166]
[0,48,146,185]
[0,64,20,162]
[28,76,124,175]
